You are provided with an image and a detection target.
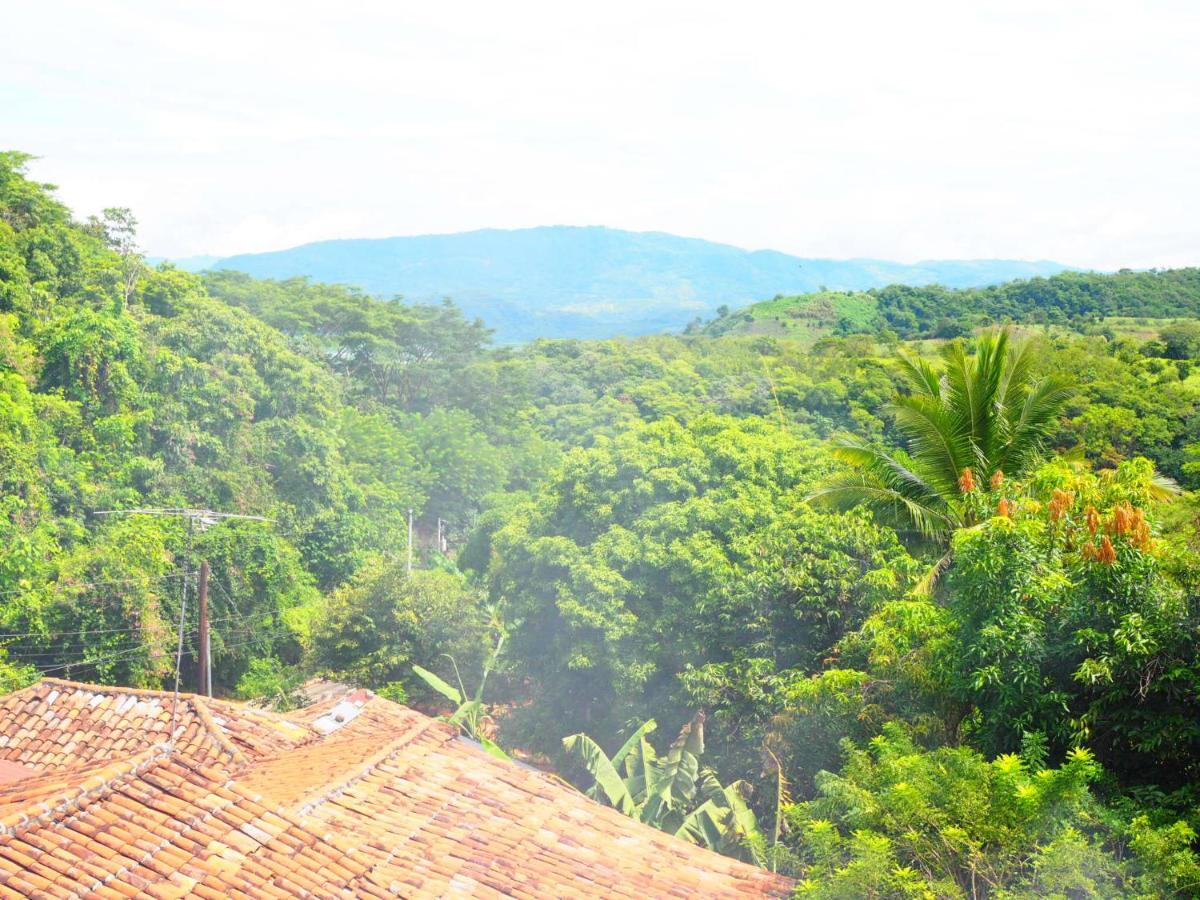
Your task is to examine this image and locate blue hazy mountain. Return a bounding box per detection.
[200,226,1070,342]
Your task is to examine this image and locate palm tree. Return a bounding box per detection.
[809,329,1073,542]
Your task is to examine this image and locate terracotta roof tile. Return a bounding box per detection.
[0,679,316,773]
[0,682,793,897]
[272,696,791,897]
[0,746,377,897]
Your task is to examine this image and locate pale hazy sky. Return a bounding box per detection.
[3,1,1198,268]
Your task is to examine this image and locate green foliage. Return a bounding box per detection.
[204,271,492,410]
[787,725,1196,898]
[375,681,409,704]
[0,650,38,696]
[811,329,1073,541]
[235,656,305,710]
[312,563,488,696]
[703,291,878,342]
[563,713,768,864]
[0,153,523,693]
[1158,320,1200,361]
[945,459,1200,790]
[710,269,1200,342]
[412,634,508,759]
[485,413,915,766]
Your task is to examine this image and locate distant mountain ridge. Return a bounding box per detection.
[180,226,1071,342]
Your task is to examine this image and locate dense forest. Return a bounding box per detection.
[7,151,1200,895]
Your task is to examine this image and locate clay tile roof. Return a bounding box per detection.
[0,679,316,774]
[0,746,379,898]
[0,681,794,897]
[261,697,792,897]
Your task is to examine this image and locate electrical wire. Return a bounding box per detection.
[2,614,245,660]
[208,578,248,625]
[0,613,193,640]
[35,634,197,675]
[210,625,296,655]
[0,572,187,600]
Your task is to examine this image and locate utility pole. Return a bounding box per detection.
[437,517,443,554]
[407,508,414,574]
[93,508,273,703]
[196,560,211,698]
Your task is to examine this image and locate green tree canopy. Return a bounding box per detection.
[811,329,1073,540]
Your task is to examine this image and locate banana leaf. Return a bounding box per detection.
[412,664,462,704]
[562,732,636,815]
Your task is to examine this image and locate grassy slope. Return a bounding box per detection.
[703,291,877,341]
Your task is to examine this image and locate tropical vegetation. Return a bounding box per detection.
[6,151,1200,893]
[563,714,769,864]
[810,329,1074,540]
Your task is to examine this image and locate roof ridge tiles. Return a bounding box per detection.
[36,676,183,700]
[295,717,451,816]
[187,693,248,768]
[0,742,173,838]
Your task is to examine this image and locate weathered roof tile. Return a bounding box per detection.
[0,680,793,897]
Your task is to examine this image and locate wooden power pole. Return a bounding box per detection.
[93,508,272,703]
[196,560,211,698]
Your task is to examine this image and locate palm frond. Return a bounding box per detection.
[997,337,1036,420]
[911,550,953,597]
[999,375,1074,474]
[887,396,971,491]
[808,472,952,539]
[941,332,1006,467]
[895,353,942,398]
[831,438,943,501]
[813,328,1079,547]
[1150,473,1182,502]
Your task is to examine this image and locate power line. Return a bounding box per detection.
[210,626,296,656]
[0,610,204,640]
[94,508,273,527]
[1,614,245,659]
[208,578,248,625]
[0,572,187,600]
[34,635,195,676]
[31,624,295,682]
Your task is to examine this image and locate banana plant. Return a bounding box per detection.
[563,712,766,863]
[413,635,508,760]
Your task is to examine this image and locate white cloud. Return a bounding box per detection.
[3,0,1198,269]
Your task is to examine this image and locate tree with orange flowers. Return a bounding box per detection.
[809,329,1073,541]
[946,458,1200,790]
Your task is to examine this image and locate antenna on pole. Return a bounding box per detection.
[92,508,274,722]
